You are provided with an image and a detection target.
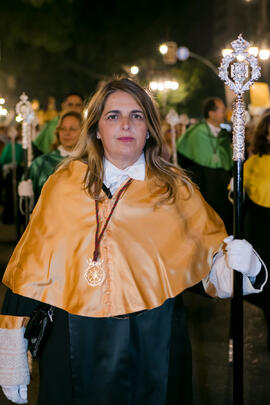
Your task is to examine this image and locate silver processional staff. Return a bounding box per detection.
[219,34,261,405]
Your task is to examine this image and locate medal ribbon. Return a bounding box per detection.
[93,178,132,261]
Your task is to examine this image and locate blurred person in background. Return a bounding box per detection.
[177,97,233,232]
[32,92,84,157]
[0,125,24,224]
[29,111,82,204]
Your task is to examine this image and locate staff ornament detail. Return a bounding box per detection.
[166,108,181,165]
[16,93,36,224]
[16,93,36,165]
[219,34,261,160]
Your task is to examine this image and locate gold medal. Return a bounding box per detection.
[84,179,132,287]
[84,258,106,287]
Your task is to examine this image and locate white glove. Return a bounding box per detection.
[224,235,261,278]
[17,180,34,198]
[1,385,27,404]
[0,327,30,391]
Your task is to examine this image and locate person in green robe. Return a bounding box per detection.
[177,97,233,232]
[29,111,82,204]
[32,92,84,156]
[0,127,24,224]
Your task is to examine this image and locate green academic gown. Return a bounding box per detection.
[33,116,59,154]
[177,121,233,232]
[0,143,24,166]
[29,149,64,203]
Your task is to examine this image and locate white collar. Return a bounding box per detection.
[207,121,221,137]
[58,145,72,157]
[103,153,145,194]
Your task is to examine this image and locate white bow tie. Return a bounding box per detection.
[104,159,145,195]
[108,165,144,185]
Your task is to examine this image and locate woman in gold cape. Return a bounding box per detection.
[0,78,266,405]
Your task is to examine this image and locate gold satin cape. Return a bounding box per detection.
[2,160,227,319]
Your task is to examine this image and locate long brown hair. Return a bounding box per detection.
[62,77,192,203]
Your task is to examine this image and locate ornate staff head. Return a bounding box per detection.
[219,34,261,160]
[16,93,35,150]
[166,108,180,165]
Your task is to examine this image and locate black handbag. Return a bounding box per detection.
[24,304,54,358]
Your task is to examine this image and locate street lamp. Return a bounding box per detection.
[176,46,219,76]
[159,43,219,76]
[159,44,168,55]
[121,65,140,76]
[130,65,139,75]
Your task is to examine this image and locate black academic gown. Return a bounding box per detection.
[2,289,192,405]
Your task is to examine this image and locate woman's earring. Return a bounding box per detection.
[97,133,101,139]
[146,131,150,140]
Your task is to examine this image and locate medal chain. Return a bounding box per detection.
[93,178,132,261]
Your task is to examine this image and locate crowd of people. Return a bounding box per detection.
[0,78,268,404]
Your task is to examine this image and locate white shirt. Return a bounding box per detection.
[207,121,221,137]
[58,145,72,157]
[103,153,145,195]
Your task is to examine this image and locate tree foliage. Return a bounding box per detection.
[0,0,220,116]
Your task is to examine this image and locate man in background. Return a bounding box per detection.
[177,97,233,232]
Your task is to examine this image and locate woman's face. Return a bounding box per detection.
[58,116,81,151]
[97,90,148,169]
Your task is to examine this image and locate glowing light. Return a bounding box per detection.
[259,49,270,60]
[164,81,172,89]
[248,47,259,57]
[222,49,233,57]
[159,44,168,55]
[157,83,165,91]
[170,81,179,90]
[236,54,245,62]
[0,98,5,105]
[150,80,179,91]
[0,107,8,116]
[176,46,190,61]
[150,81,158,90]
[16,115,23,122]
[130,65,139,75]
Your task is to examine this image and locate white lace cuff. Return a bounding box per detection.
[0,327,30,386]
[203,251,267,298]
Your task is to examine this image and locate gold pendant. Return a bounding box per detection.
[84,258,106,287]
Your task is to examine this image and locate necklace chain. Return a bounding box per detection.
[93,178,133,261]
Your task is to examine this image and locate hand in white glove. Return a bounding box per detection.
[17,180,33,198]
[224,236,261,278]
[1,385,27,404]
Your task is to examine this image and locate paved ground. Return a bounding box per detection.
[0,216,269,405]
